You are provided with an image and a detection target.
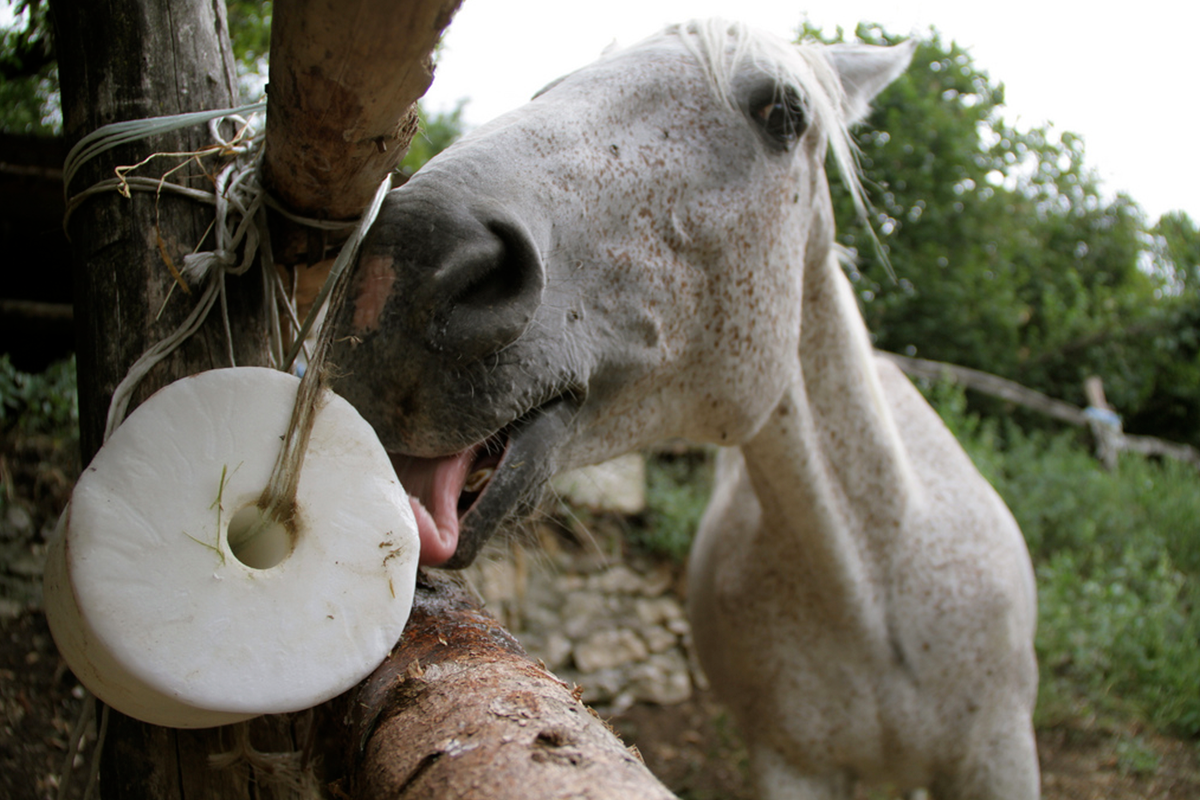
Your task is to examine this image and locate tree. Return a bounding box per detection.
[804,21,1198,443]
[0,0,58,134]
[401,98,468,176]
[1121,212,1200,444]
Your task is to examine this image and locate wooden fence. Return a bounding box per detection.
[879,352,1200,469]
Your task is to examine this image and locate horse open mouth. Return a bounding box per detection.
[389,396,576,568]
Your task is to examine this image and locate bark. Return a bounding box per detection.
[323,572,678,800]
[262,0,463,223]
[52,0,272,464]
[261,0,461,337]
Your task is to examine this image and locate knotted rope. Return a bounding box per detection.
[65,101,389,495]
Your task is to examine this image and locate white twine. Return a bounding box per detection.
[64,104,392,441]
[62,102,266,200]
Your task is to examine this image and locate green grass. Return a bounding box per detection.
[629,381,1200,738]
[927,381,1200,737]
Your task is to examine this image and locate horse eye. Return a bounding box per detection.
[752,90,808,146]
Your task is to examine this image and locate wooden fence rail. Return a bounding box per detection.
[879,351,1200,469]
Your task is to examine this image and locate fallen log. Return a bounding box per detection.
[878,351,1086,426]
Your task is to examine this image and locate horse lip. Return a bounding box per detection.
[440,395,577,569]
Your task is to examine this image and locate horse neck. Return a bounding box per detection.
[738,250,917,593]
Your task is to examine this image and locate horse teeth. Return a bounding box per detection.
[464,467,495,493]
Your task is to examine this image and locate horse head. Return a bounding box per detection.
[328,20,913,567]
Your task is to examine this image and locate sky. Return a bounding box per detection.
[421,0,1198,224]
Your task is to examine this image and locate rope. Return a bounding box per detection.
[66,104,392,444]
[61,102,266,200]
[253,176,391,536]
[54,692,94,800]
[282,176,391,370]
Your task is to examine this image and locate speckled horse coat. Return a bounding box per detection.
[329,19,1040,800]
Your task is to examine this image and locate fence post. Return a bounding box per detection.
[1083,376,1123,470]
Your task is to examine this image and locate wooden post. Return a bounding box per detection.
[322,572,679,800]
[50,1,293,797]
[52,0,273,464]
[1083,375,1123,471]
[262,0,462,223]
[260,0,463,332]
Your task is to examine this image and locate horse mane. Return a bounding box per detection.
[666,19,870,219]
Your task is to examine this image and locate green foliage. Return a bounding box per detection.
[1038,549,1200,735]
[928,382,1200,737]
[1121,213,1200,444]
[1150,211,1200,295]
[802,22,1200,446]
[0,0,59,133]
[400,100,468,175]
[225,0,271,102]
[1,0,276,131]
[1114,735,1163,778]
[629,451,713,561]
[226,0,272,65]
[0,354,78,437]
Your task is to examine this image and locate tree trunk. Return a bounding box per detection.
[51,1,293,797]
[260,0,463,340]
[53,0,273,464]
[262,0,462,224]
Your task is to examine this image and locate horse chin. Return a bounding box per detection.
[395,395,577,570]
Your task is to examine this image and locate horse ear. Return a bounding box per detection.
[825,40,916,125]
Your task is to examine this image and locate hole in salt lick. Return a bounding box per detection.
[226,504,293,570]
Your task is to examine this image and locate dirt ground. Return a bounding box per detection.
[615,682,1200,800]
[2,430,1199,798]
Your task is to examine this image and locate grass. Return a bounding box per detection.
[927,381,1200,738]
[0,354,78,438]
[629,380,1200,739]
[629,449,713,562]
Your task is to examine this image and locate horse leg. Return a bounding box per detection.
[930,719,1040,800]
[750,746,855,800]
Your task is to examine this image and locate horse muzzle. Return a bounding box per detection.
[328,178,566,567]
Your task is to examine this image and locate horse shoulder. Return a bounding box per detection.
[872,355,1037,665]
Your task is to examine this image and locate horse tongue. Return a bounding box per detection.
[390,447,480,566]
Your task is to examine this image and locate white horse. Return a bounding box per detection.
[329,19,1039,799]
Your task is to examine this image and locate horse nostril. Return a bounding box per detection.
[442,221,540,313]
[430,215,545,357]
[342,188,546,363]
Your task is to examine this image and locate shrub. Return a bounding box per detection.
[630,450,713,562]
[0,355,79,437]
[927,381,1200,736]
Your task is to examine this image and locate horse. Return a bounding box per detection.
[328,19,1040,800]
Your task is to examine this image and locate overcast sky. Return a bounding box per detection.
[422,0,1198,224]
